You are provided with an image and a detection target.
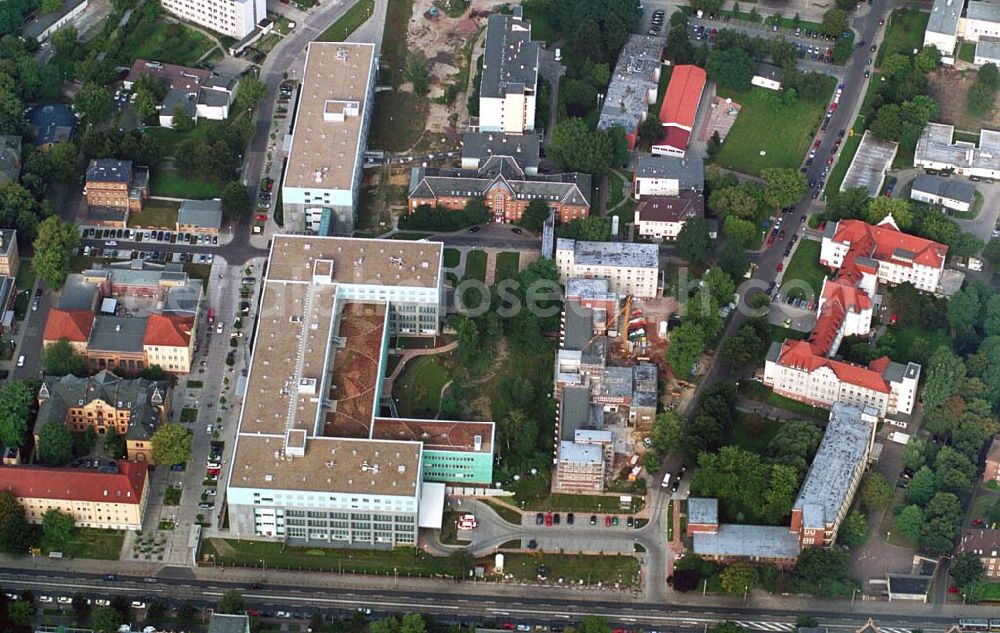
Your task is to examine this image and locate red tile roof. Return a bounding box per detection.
[656,126,692,152]
[43,309,94,343]
[143,314,194,348]
[777,340,890,393]
[659,65,706,130]
[831,219,947,270]
[0,459,146,504]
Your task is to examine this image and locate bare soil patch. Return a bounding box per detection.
[926,67,1000,133]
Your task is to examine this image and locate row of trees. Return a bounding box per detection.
[866,46,943,152]
[400,199,491,232]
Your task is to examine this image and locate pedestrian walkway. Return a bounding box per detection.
[382,340,459,395]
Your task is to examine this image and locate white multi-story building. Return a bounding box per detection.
[963,1,1000,41]
[160,0,265,39]
[555,239,659,298]
[479,7,538,135]
[281,43,376,235]
[763,340,921,417]
[226,236,450,548]
[915,123,1000,181]
[924,0,963,58]
[634,191,704,241]
[819,217,948,293]
[633,156,704,199]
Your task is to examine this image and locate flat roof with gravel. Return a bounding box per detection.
[840,130,898,196]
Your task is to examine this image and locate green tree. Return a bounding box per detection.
[675,217,712,265]
[837,510,870,548]
[234,76,267,113]
[793,547,855,597]
[221,181,251,219]
[951,552,985,591]
[170,103,195,132]
[706,47,755,91]
[400,613,427,633]
[218,590,245,614]
[177,603,197,626]
[638,114,664,146]
[38,422,73,466]
[966,82,995,118]
[905,466,937,506]
[404,52,431,95]
[104,428,126,459]
[576,616,612,633]
[41,0,64,12]
[901,437,928,470]
[922,347,966,410]
[915,46,942,72]
[74,82,113,123]
[710,624,745,633]
[722,215,759,246]
[72,591,92,622]
[710,184,759,219]
[894,505,924,542]
[719,562,759,594]
[821,8,848,35]
[548,118,614,174]
[665,323,705,379]
[43,338,87,376]
[706,129,723,157]
[721,323,767,369]
[766,419,822,475]
[32,216,80,289]
[47,141,78,181]
[858,471,893,511]
[761,168,806,213]
[650,411,684,455]
[866,196,913,229]
[9,599,36,626]
[0,490,32,553]
[92,607,123,633]
[152,423,193,466]
[50,25,78,56]
[41,509,74,550]
[0,380,34,448]
[518,199,551,233]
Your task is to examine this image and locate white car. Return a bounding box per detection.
[57,597,73,605]
[277,611,292,618]
[17,355,25,367]
[131,601,146,610]
[95,599,110,607]
[205,488,217,496]
[39,596,54,603]
[216,322,224,335]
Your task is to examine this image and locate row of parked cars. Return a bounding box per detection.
[81,246,214,264]
[84,226,219,245]
[534,512,640,528]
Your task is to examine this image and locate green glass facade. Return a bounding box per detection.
[422,449,493,484]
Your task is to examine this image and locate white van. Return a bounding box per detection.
[660,473,671,488]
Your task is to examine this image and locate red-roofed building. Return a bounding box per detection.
[143,314,195,373]
[651,65,705,158]
[42,309,95,352]
[0,459,149,530]
[820,217,948,293]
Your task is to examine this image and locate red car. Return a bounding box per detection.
[878,16,885,25]
[605,515,612,527]
[502,624,516,631]
[766,234,775,247]
[813,139,821,149]
[256,213,268,221]
[545,513,553,527]
[777,262,784,273]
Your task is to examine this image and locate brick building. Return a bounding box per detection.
[959,529,1000,579]
[0,229,19,278]
[85,159,149,223]
[984,437,1000,484]
[408,156,591,224]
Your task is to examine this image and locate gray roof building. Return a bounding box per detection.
[565,278,613,299]
[688,497,718,525]
[208,614,251,633]
[597,34,665,136]
[793,403,874,531]
[556,239,659,269]
[635,155,704,190]
[23,0,87,40]
[0,230,16,259]
[975,37,1000,64]
[86,159,132,183]
[409,157,591,208]
[558,440,603,464]
[0,136,21,183]
[840,130,898,197]
[915,123,1000,176]
[162,89,197,118]
[887,574,933,601]
[563,305,595,352]
[926,0,962,38]
[35,370,168,442]
[693,524,802,560]
[87,316,148,353]
[559,384,593,441]
[481,10,539,100]
[967,0,1000,22]
[26,103,76,147]
[178,199,224,230]
[910,174,976,204]
[635,191,705,223]
[461,131,540,173]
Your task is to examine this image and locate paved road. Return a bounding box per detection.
[0,567,993,631]
[687,0,894,409]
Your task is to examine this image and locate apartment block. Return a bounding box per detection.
[959,530,1000,578]
[923,0,962,56]
[0,459,148,530]
[633,155,704,199]
[35,371,169,463]
[479,8,538,134]
[634,191,704,241]
[915,123,1000,180]
[597,35,665,148]
[282,43,376,235]
[160,0,265,39]
[85,159,149,224]
[226,236,494,549]
[554,441,605,493]
[555,239,659,298]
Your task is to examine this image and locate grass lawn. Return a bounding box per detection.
[390,232,433,240]
[495,251,520,282]
[443,248,461,268]
[464,249,487,282]
[730,416,783,453]
[713,81,834,176]
[978,582,1000,602]
[201,539,466,576]
[15,258,35,291]
[955,191,984,220]
[519,2,558,43]
[769,324,808,344]
[393,355,449,418]
[129,199,179,229]
[740,381,828,420]
[187,380,204,388]
[150,169,225,199]
[43,528,124,560]
[317,0,375,41]
[180,407,198,422]
[887,326,950,365]
[369,91,429,152]
[144,120,225,158]
[825,129,863,195]
[958,41,977,63]
[779,240,827,299]
[496,487,644,513]
[491,552,640,587]
[482,498,522,524]
[163,487,182,506]
[610,198,636,228]
[130,18,216,67]
[876,8,929,66]
[607,171,626,209]
[382,0,415,86]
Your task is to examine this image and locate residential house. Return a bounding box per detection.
[984,437,1000,484]
[634,191,704,241]
[910,174,976,212]
[23,0,89,42]
[85,159,149,225]
[0,229,19,278]
[959,529,1000,579]
[752,62,783,90]
[124,60,238,128]
[176,199,224,235]
[633,155,704,199]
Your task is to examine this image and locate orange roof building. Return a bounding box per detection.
[42,309,94,346]
[0,459,149,530]
[652,65,706,158]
